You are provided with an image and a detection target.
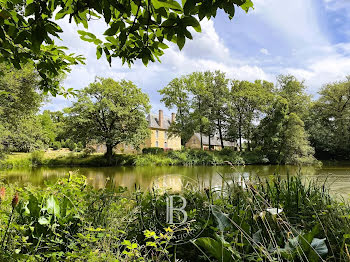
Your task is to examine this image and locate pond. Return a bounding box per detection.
[1,163,350,198]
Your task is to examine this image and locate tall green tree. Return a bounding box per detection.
[228,79,273,151]
[159,77,193,145]
[0,63,49,152]
[255,97,316,165]
[0,0,253,94]
[0,124,8,158]
[66,77,150,162]
[255,97,289,163]
[187,72,211,149]
[0,63,42,122]
[276,75,311,119]
[160,71,229,149]
[203,70,229,149]
[282,113,315,165]
[307,77,350,159]
[46,110,68,142]
[39,110,57,145]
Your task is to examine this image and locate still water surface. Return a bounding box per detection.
[1,163,350,197]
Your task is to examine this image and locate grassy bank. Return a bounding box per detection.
[0,173,349,261]
[0,148,304,169]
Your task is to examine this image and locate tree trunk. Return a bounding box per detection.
[208,134,211,151]
[218,119,224,149]
[247,128,251,151]
[239,116,242,152]
[105,143,114,165]
[200,132,203,150]
[179,108,186,146]
[199,98,203,150]
[181,138,185,146]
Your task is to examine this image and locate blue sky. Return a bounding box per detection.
[43,0,350,116]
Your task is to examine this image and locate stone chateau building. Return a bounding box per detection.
[185,133,239,151]
[93,109,240,153]
[93,110,181,153]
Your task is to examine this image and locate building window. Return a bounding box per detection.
[164,141,167,148]
[156,141,159,147]
[156,130,159,139]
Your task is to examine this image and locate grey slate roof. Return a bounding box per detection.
[192,133,236,147]
[148,114,172,130]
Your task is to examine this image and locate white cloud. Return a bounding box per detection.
[323,0,350,11]
[241,0,350,94]
[42,0,350,112]
[183,19,231,61]
[44,17,271,112]
[260,48,270,55]
[285,52,350,95]
[251,0,328,47]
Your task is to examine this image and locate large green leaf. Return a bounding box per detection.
[45,195,60,218]
[27,193,41,218]
[176,34,185,50]
[194,237,236,262]
[181,16,200,27]
[311,238,328,256]
[151,0,182,11]
[38,216,50,225]
[211,205,231,232]
[240,0,254,12]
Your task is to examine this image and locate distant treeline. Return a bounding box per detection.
[1,64,349,164]
[160,72,350,163]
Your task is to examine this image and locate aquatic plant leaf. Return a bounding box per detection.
[194,237,235,262]
[38,216,50,225]
[311,238,328,256]
[253,230,262,244]
[26,193,41,217]
[45,195,60,218]
[211,205,231,232]
[288,236,299,248]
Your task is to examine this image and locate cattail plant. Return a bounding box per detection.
[1,192,19,249]
[0,187,5,205]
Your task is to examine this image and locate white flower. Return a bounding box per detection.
[266,208,283,215]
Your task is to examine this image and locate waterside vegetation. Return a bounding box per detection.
[0,147,322,170]
[0,172,349,261]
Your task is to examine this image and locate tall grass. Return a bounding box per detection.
[0,148,266,169]
[0,153,32,169]
[0,172,349,261]
[133,172,350,261]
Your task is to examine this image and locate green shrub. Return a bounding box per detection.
[219,147,236,156]
[142,147,164,154]
[30,150,45,166]
[133,153,175,166]
[167,150,190,164]
[52,141,61,150]
[63,139,76,151]
[66,140,77,151]
[82,145,96,157]
[0,154,32,169]
[242,149,269,164]
[76,142,83,152]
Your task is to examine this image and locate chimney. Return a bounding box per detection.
[159,110,163,128]
[171,113,176,123]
